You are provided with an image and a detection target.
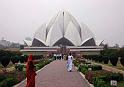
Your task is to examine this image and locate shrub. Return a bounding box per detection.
[35,60,52,70]
[98,55,103,63]
[92,65,102,71]
[120,57,124,66]
[118,47,124,57]
[103,56,109,64]
[109,56,118,66]
[15,64,25,71]
[93,77,108,87]
[73,60,81,67]
[11,55,20,64]
[107,73,123,81]
[0,77,18,87]
[0,75,6,82]
[19,55,28,63]
[101,49,119,66]
[1,56,10,67]
[78,65,88,74]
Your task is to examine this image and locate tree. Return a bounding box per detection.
[1,56,10,67]
[119,47,124,66]
[20,55,28,63]
[11,55,20,64]
[103,56,109,64]
[101,49,118,66]
[108,49,118,66]
[0,50,11,67]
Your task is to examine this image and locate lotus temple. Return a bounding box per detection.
[21,11,103,57]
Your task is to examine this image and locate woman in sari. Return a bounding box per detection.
[67,53,73,72]
[26,55,36,87]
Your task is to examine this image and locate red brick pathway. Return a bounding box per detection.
[14,60,90,87]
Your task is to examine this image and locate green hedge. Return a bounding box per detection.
[78,65,88,74]
[93,77,108,87]
[15,64,25,71]
[0,76,6,82]
[0,77,18,87]
[35,60,52,70]
[92,72,123,87]
[92,65,102,71]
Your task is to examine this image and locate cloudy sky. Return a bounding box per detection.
[0,0,124,46]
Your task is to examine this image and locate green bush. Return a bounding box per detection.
[15,64,25,71]
[118,47,124,57]
[0,75,6,82]
[20,55,26,63]
[101,49,119,66]
[11,55,20,64]
[78,65,88,74]
[1,56,10,67]
[0,77,18,87]
[35,60,52,70]
[73,60,80,67]
[107,73,123,81]
[109,56,118,66]
[93,77,108,87]
[92,65,102,71]
[120,57,124,66]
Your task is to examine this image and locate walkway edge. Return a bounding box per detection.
[13,61,53,87]
[75,67,94,87]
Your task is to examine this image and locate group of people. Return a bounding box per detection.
[25,53,74,87]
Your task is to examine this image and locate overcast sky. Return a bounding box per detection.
[0,0,124,46]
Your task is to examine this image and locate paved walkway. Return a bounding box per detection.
[14,60,90,87]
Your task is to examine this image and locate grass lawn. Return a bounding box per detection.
[103,61,124,71]
[93,60,124,71]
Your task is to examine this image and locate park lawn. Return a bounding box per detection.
[93,61,124,71]
[105,62,124,71]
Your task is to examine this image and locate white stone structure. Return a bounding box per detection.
[26,10,96,47]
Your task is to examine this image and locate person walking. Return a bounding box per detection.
[85,68,93,83]
[67,53,73,72]
[26,55,36,87]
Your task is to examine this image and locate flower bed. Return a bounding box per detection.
[73,59,124,87]
[0,59,53,87]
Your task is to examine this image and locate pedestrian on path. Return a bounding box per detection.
[67,53,73,72]
[26,55,37,87]
[85,68,93,83]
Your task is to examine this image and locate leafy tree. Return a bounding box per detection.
[102,56,109,64]
[119,47,124,66]
[107,49,118,66]
[11,55,20,64]
[20,55,28,63]
[1,56,10,67]
[101,49,118,66]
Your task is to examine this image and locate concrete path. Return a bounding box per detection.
[14,60,90,87]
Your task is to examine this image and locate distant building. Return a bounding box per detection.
[0,39,20,50]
